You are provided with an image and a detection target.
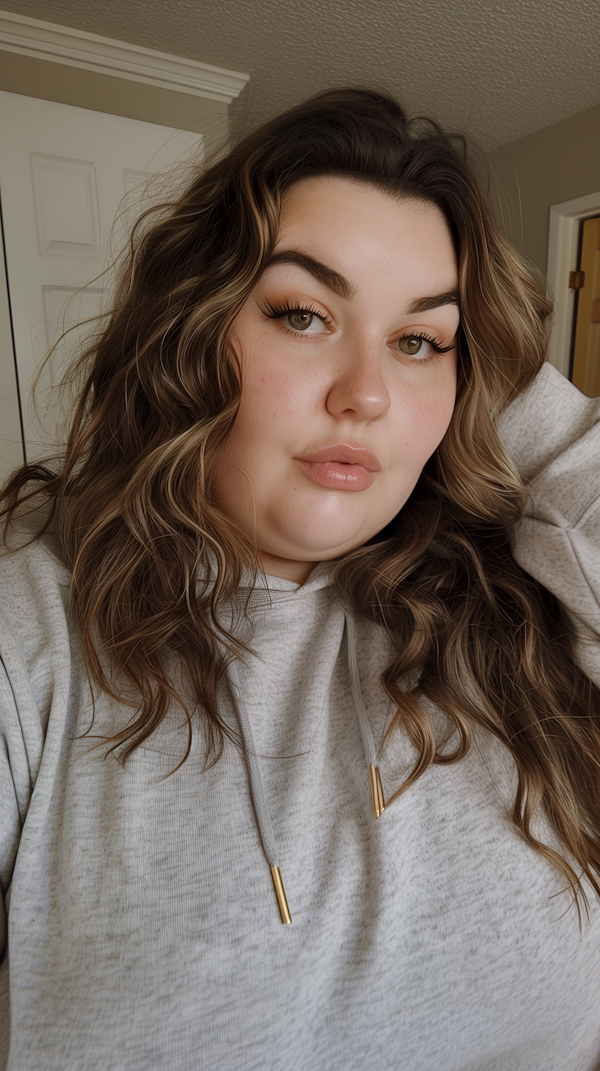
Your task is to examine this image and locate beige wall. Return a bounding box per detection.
[0,51,228,138]
[488,102,600,277]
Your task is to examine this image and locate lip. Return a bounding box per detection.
[296,443,382,470]
[294,443,381,492]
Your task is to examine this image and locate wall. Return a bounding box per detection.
[0,50,229,139]
[488,102,600,277]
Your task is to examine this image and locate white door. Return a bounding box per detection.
[0,92,203,477]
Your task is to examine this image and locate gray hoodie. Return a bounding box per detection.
[2,362,600,1071]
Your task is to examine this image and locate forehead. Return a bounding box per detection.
[276,176,457,288]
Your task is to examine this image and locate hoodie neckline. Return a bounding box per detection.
[245,560,335,595]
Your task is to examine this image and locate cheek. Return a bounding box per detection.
[391,366,457,469]
[224,331,281,452]
[236,368,297,446]
[237,344,318,445]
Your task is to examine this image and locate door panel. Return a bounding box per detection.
[30,152,102,258]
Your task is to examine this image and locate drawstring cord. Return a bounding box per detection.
[227,610,384,924]
[227,658,292,924]
[344,611,386,819]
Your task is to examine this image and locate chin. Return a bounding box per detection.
[266,500,397,560]
[278,526,373,560]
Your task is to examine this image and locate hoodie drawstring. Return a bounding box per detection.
[227,610,384,924]
[344,611,386,820]
[228,657,292,925]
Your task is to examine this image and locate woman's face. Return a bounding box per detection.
[213,176,460,583]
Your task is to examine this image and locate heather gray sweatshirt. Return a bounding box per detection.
[2,363,600,1071]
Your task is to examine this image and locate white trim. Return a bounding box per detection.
[547,191,600,376]
[0,10,249,104]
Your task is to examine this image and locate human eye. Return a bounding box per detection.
[260,301,331,336]
[394,332,454,361]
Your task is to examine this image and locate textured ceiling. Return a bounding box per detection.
[3,0,600,148]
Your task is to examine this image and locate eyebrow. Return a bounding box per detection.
[407,290,459,313]
[265,250,355,300]
[266,249,459,315]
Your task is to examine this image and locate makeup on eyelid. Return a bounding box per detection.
[261,300,455,357]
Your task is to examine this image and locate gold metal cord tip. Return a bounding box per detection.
[369,763,385,819]
[270,865,292,924]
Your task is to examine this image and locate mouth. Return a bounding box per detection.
[294,443,381,492]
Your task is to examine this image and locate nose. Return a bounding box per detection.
[326,337,391,422]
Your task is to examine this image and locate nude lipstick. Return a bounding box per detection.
[294,443,381,491]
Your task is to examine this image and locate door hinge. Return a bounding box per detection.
[569,270,585,289]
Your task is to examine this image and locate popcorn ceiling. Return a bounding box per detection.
[5,0,599,149]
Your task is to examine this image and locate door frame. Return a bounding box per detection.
[547,190,600,376]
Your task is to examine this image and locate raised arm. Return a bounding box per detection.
[499,362,600,679]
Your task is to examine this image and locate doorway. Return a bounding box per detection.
[546,190,600,386]
[570,215,600,396]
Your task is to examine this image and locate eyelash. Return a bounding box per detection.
[261,300,332,330]
[261,301,454,357]
[402,333,455,357]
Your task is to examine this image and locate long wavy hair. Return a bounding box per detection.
[3,88,600,908]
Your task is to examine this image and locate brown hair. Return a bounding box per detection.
[3,87,600,908]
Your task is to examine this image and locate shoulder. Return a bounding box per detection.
[0,528,73,686]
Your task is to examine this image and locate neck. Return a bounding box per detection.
[260,551,317,585]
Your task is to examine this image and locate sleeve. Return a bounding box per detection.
[0,670,29,956]
[498,362,600,681]
[0,615,44,959]
[0,539,74,962]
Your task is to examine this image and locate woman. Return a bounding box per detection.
[1,87,600,1070]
